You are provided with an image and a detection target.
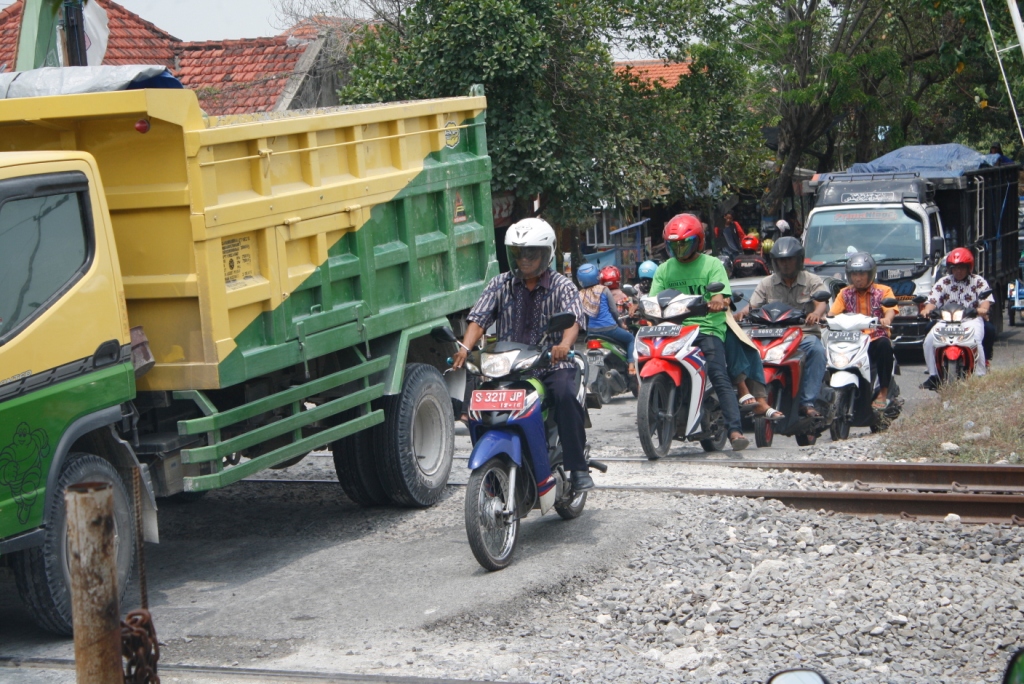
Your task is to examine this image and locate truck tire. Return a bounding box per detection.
[376,363,455,507]
[333,426,391,507]
[11,453,136,636]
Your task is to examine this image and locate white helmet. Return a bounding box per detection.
[775,219,790,234]
[505,217,556,278]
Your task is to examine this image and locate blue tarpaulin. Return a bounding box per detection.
[847,143,1000,177]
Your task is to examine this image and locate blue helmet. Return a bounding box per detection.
[638,260,658,279]
[577,263,600,288]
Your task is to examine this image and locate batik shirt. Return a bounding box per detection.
[467,269,585,372]
[927,274,995,309]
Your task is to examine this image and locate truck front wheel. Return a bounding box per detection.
[376,364,454,507]
[11,453,136,636]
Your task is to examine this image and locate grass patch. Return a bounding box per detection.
[883,364,1024,463]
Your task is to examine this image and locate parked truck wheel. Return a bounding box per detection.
[376,363,455,508]
[11,453,136,636]
[333,426,391,507]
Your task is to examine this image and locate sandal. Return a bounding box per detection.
[730,434,750,452]
[738,393,756,406]
[871,398,890,411]
[800,405,821,419]
[761,408,785,421]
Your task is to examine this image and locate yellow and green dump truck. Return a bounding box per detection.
[0,84,497,634]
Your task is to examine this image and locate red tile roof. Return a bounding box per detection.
[614,60,692,89]
[176,37,309,115]
[0,0,314,115]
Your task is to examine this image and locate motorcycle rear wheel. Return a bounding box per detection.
[464,460,519,571]
[637,374,675,460]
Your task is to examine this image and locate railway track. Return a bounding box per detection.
[0,656,512,683]
[246,458,1024,524]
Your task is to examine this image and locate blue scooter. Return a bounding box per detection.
[431,313,606,571]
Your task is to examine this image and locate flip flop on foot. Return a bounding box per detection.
[800,405,821,419]
[729,433,749,451]
[871,398,890,411]
[761,408,785,421]
[738,393,756,406]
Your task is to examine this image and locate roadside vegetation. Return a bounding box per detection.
[884,365,1024,463]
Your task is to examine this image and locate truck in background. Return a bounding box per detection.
[802,145,1020,346]
[0,75,497,634]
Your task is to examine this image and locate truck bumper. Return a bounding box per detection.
[891,318,934,347]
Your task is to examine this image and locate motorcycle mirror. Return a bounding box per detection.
[430,326,458,344]
[1005,647,1024,684]
[811,290,831,303]
[545,312,577,333]
[880,297,899,308]
[913,295,928,305]
[707,281,726,294]
[731,292,744,302]
[657,289,681,309]
[965,307,978,318]
[622,284,637,296]
[766,670,830,684]
[979,289,993,300]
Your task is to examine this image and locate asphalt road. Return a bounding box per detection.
[1,322,1021,680]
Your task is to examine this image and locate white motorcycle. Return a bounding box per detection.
[823,299,903,440]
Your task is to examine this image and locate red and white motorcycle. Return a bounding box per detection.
[920,290,992,385]
[633,283,730,460]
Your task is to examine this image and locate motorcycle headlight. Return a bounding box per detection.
[642,299,662,317]
[512,355,538,371]
[663,300,690,318]
[763,330,800,364]
[952,310,963,322]
[941,310,952,322]
[831,352,852,368]
[481,352,516,377]
[635,338,651,358]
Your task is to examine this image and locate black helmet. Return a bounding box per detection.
[845,252,877,282]
[769,236,805,279]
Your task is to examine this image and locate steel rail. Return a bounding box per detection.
[0,656,517,684]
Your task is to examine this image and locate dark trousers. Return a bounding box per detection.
[695,333,743,434]
[542,368,587,472]
[868,337,894,389]
[983,319,996,362]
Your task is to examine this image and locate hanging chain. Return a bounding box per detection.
[122,609,160,683]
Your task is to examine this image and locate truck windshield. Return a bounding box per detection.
[804,208,924,265]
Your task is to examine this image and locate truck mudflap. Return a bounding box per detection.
[175,352,389,492]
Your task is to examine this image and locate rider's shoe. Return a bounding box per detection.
[920,375,940,391]
[571,471,595,491]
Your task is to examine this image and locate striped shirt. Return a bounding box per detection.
[467,269,584,371]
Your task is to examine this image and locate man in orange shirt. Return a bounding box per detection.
[829,253,898,409]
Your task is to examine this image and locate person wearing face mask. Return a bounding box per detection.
[452,218,593,491]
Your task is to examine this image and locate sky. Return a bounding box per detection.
[0,0,285,41]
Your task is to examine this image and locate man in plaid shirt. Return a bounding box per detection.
[920,248,995,388]
[452,218,593,491]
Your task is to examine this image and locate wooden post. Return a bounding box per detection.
[66,482,123,684]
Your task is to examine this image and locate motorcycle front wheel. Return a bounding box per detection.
[830,387,853,441]
[464,460,519,571]
[637,373,676,460]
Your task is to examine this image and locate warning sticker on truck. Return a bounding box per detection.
[223,236,257,289]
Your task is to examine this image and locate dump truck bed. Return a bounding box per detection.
[0,88,497,391]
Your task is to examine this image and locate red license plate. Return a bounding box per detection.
[470,389,527,411]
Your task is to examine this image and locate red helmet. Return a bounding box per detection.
[741,235,761,253]
[947,247,974,271]
[599,265,621,290]
[663,214,705,261]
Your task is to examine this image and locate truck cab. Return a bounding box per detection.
[803,175,947,345]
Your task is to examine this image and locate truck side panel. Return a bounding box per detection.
[0,90,497,393]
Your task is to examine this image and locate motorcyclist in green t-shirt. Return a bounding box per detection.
[650,214,749,451]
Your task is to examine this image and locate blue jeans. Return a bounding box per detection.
[589,325,635,362]
[799,336,826,408]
